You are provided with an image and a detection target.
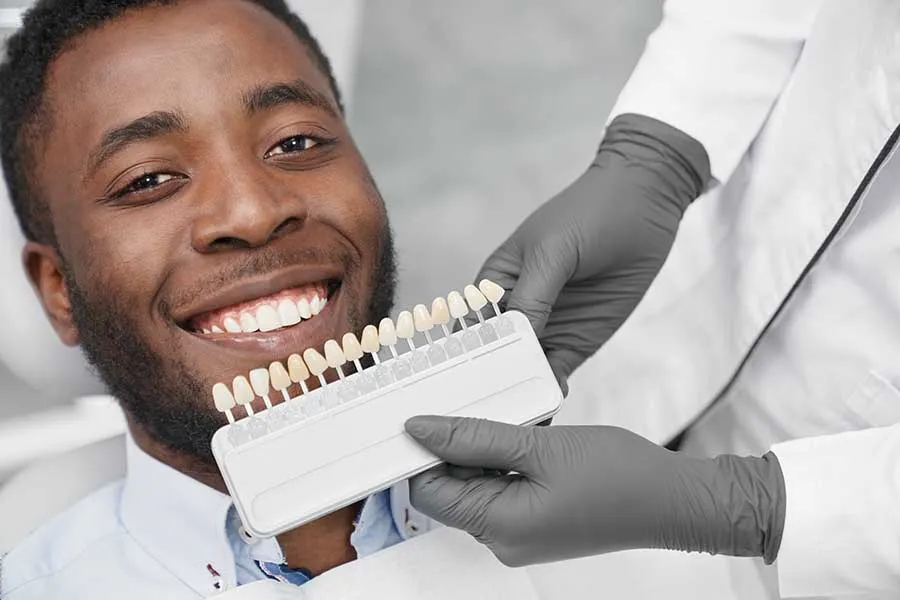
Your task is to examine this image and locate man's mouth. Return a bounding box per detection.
[187,282,334,335]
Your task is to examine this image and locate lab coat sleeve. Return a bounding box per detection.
[771,424,900,598]
[609,0,823,183]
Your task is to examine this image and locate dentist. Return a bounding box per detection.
[407,0,900,598]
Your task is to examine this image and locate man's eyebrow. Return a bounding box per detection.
[242,79,339,119]
[86,111,187,180]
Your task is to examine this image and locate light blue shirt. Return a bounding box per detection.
[0,435,406,599]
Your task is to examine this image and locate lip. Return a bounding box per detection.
[171,263,343,328]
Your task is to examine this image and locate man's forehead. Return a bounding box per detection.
[43,0,332,146]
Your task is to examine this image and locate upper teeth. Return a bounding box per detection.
[199,294,327,335]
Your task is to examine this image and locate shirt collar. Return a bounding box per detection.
[119,432,238,596]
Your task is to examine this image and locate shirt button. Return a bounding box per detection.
[404,519,423,537]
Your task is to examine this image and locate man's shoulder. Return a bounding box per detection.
[0,480,184,600]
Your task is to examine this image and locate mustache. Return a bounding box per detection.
[160,245,356,319]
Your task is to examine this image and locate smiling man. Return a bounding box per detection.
[0,0,423,597]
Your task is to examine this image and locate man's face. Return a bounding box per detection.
[26,0,395,462]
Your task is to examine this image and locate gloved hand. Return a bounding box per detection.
[478,114,710,393]
[405,415,785,568]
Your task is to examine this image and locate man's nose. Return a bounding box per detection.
[191,166,307,253]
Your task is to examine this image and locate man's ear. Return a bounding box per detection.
[23,241,79,346]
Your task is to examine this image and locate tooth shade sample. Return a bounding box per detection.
[378,317,398,346]
[431,297,451,325]
[324,339,346,368]
[447,291,469,319]
[342,332,364,361]
[256,305,281,332]
[239,312,259,333]
[212,383,236,411]
[479,279,506,304]
[396,311,415,339]
[413,304,433,332]
[278,300,301,326]
[361,325,381,353]
[249,368,270,396]
[224,317,242,333]
[287,353,310,382]
[464,285,488,312]
[303,348,329,377]
[232,376,255,405]
[297,298,312,319]
[269,361,292,391]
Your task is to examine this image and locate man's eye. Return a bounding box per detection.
[265,135,320,158]
[117,172,177,196]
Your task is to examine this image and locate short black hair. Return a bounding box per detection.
[0,0,343,243]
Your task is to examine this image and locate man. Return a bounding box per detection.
[0,1,452,597]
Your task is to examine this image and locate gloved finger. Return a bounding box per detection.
[405,415,539,475]
[544,351,572,397]
[506,241,577,337]
[408,464,510,533]
[475,244,523,308]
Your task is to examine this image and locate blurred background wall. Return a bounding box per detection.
[0,0,663,481]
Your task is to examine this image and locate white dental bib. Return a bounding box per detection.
[216,528,540,600]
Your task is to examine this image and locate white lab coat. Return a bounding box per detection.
[558,0,900,598]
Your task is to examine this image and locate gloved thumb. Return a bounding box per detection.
[506,241,575,337]
[405,415,538,475]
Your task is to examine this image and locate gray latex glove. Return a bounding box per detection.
[405,415,786,568]
[478,113,710,393]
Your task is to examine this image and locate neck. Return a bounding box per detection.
[128,420,360,575]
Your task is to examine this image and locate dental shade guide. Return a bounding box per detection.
[210,279,563,538]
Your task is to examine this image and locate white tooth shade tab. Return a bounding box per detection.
[213,383,236,411]
[257,305,281,332]
[396,311,415,339]
[224,317,242,333]
[297,298,312,319]
[269,361,292,391]
[278,300,301,326]
[431,297,451,325]
[240,312,259,333]
[233,376,255,405]
[249,368,270,396]
[378,318,398,346]
[464,285,488,312]
[324,340,346,368]
[342,332,364,362]
[413,304,433,332]
[287,353,310,382]
[478,279,506,304]
[303,348,329,377]
[361,325,381,353]
[447,291,469,319]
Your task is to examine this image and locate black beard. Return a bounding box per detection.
[63,225,396,467]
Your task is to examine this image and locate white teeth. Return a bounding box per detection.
[232,375,255,406]
[448,291,469,319]
[249,368,271,396]
[240,312,259,333]
[478,279,505,304]
[464,284,488,312]
[342,332,364,361]
[224,317,242,333]
[378,317,397,346]
[297,298,312,319]
[310,295,325,316]
[361,324,381,354]
[257,305,281,332]
[212,383,236,411]
[211,325,224,334]
[431,297,451,325]
[303,348,329,377]
[413,304,433,332]
[287,353,310,382]
[396,311,415,339]
[324,339,346,368]
[269,361,292,391]
[202,328,212,335]
[278,299,302,327]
